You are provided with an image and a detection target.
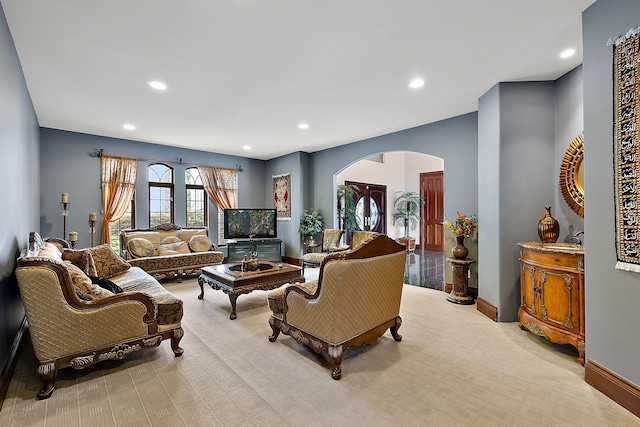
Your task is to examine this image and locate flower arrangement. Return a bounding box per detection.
[444,212,478,238]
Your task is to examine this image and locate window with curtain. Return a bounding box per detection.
[149,163,174,227]
[101,154,137,246]
[198,166,237,246]
[186,167,206,227]
[109,193,135,253]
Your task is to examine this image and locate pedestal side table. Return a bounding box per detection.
[446,257,475,305]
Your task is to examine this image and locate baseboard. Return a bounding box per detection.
[476,297,497,321]
[585,359,640,418]
[0,316,28,411]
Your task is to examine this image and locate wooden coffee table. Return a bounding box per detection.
[198,261,305,319]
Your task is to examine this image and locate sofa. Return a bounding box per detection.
[120,223,224,282]
[15,232,184,399]
[267,234,406,379]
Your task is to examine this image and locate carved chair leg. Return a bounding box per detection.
[36,361,57,399]
[328,345,344,380]
[171,327,184,356]
[268,317,280,342]
[390,316,403,342]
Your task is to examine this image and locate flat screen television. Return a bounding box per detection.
[223,208,277,240]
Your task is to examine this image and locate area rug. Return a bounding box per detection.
[612,25,640,272]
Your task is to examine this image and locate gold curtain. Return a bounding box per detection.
[101,155,137,245]
[198,166,238,210]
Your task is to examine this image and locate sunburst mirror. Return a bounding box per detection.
[559,132,584,217]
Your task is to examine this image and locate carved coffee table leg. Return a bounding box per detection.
[228,293,238,320]
[198,276,205,300]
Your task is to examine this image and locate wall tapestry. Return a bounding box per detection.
[612,25,640,272]
[273,173,291,220]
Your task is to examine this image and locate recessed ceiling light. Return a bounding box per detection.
[148,81,167,90]
[408,78,425,89]
[298,123,309,130]
[123,124,136,130]
[243,145,251,150]
[560,49,576,58]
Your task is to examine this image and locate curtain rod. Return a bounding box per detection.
[89,149,243,171]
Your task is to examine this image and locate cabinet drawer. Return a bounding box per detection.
[521,248,582,270]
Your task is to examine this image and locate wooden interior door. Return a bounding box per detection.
[420,171,444,251]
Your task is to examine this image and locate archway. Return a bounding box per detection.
[335,151,445,290]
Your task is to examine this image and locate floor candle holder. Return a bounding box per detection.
[88,220,96,247]
[60,202,70,239]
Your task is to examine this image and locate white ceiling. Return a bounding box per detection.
[2,0,595,160]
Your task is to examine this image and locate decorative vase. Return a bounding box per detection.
[538,206,560,243]
[452,235,469,260]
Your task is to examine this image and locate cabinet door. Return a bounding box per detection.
[256,242,281,262]
[539,269,580,333]
[228,243,254,262]
[520,263,537,316]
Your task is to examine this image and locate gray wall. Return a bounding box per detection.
[555,66,585,238]
[0,3,40,376]
[39,129,267,248]
[264,151,307,259]
[583,0,640,387]
[309,112,480,247]
[479,82,557,321]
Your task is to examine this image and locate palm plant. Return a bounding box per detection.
[337,184,358,237]
[392,191,424,238]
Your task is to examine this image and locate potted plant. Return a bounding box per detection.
[298,208,324,246]
[337,184,358,239]
[392,191,424,250]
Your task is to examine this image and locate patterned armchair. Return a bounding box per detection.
[351,230,379,249]
[300,229,347,273]
[268,234,406,379]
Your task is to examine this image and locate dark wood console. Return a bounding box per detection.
[226,239,282,263]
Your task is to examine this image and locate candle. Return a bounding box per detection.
[61,193,69,204]
[69,231,78,242]
[89,212,97,222]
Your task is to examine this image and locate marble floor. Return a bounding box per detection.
[404,249,445,290]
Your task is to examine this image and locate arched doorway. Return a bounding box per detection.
[335,151,445,290]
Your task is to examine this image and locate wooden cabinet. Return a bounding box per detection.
[517,242,585,364]
[227,239,282,263]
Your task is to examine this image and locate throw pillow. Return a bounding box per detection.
[188,235,213,252]
[64,261,114,301]
[62,248,98,277]
[87,245,131,278]
[127,238,155,258]
[156,241,190,256]
[160,235,182,245]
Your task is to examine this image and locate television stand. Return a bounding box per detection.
[226,239,282,263]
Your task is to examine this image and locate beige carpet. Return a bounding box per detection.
[0,272,638,426]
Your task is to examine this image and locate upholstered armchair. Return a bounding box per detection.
[300,228,347,273]
[268,234,406,379]
[351,230,379,249]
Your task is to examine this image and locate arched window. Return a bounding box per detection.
[186,167,206,227]
[149,163,174,226]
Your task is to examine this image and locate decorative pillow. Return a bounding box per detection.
[128,238,155,258]
[160,235,182,245]
[64,261,113,301]
[179,229,206,242]
[188,235,213,252]
[86,245,131,278]
[62,249,98,277]
[157,241,190,256]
